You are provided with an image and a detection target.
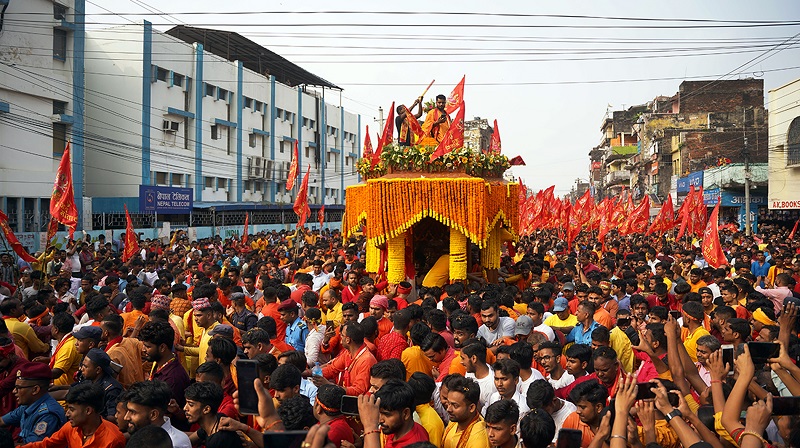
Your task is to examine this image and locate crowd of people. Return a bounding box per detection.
[0,224,798,448]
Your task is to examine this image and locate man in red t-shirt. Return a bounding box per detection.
[371,379,429,448]
[312,384,354,448]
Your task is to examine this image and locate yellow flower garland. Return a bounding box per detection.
[342,177,519,248]
[365,240,381,273]
[387,234,405,283]
[449,228,467,280]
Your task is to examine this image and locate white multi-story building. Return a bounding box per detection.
[83,24,362,217]
[0,0,86,234]
[767,77,800,212]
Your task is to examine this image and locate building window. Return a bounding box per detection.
[276,108,284,121]
[53,100,67,115]
[53,3,67,19]
[53,29,67,60]
[210,124,219,140]
[155,67,168,82]
[788,117,800,166]
[217,178,228,190]
[244,97,253,109]
[172,72,184,88]
[249,133,258,148]
[205,177,214,188]
[155,172,168,186]
[53,123,67,156]
[205,83,216,97]
[171,173,183,186]
[254,101,262,112]
[218,88,229,102]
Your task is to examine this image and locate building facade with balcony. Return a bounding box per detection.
[463,116,493,153]
[767,77,800,221]
[0,0,86,237]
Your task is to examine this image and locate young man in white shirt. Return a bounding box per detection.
[537,341,574,390]
[483,358,529,416]
[477,300,515,345]
[526,378,576,444]
[460,340,495,409]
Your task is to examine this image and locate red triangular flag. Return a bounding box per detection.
[702,200,728,268]
[445,75,465,114]
[293,166,311,228]
[429,101,465,162]
[50,142,78,238]
[362,125,373,159]
[489,119,501,154]
[0,210,37,263]
[318,205,325,228]
[286,140,299,190]
[647,195,675,235]
[789,219,799,240]
[372,102,395,168]
[122,205,138,262]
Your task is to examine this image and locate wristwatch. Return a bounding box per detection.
[665,409,683,423]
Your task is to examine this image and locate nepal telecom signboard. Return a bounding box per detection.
[139,186,193,214]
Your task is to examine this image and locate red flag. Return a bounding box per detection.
[242,213,249,246]
[318,205,325,228]
[445,75,465,114]
[628,196,651,235]
[429,102,465,162]
[122,205,138,262]
[690,186,707,236]
[404,106,424,142]
[286,139,299,191]
[574,190,593,226]
[647,195,675,235]
[362,125,373,160]
[293,166,312,229]
[489,119,501,154]
[50,142,78,238]
[46,218,59,244]
[372,102,395,168]
[509,155,526,166]
[677,186,695,240]
[702,200,728,268]
[789,219,799,240]
[0,210,37,263]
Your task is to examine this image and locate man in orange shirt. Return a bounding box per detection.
[560,379,608,448]
[120,293,147,334]
[314,321,376,396]
[258,287,286,341]
[100,315,144,388]
[23,382,126,448]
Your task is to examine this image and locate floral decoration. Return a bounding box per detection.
[356,144,510,178]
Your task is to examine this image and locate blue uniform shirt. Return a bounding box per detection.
[285,317,309,352]
[566,320,600,346]
[1,393,66,443]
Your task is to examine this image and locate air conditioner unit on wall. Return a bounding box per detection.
[263,160,273,180]
[248,157,265,179]
[163,120,179,132]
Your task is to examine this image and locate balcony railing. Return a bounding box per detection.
[605,170,631,185]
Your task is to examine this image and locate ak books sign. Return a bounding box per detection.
[139,186,193,214]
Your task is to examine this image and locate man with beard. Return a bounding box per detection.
[449,314,496,376]
[182,382,239,448]
[341,271,361,304]
[421,333,457,382]
[123,381,191,448]
[315,321,377,396]
[561,380,608,448]
[421,94,451,143]
[477,300,515,346]
[442,375,490,448]
[22,382,126,448]
[370,379,429,447]
[138,322,190,408]
[484,399,520,448]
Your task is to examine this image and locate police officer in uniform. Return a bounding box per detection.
[0,363,66,443]
[76,348,123,422]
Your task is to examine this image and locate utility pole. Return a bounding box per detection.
[377,107,385,132]
[743,108,751,236]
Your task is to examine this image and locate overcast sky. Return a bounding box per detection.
[85,0,800,195]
